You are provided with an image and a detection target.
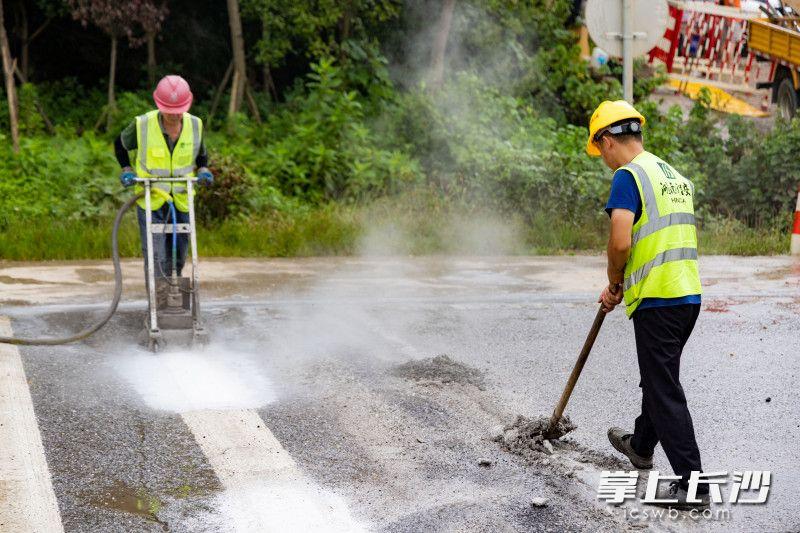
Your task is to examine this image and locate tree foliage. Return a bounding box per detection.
[0,0,795,243]
[66,0,141,38]
[65,0,169,46]
[131,1,169,46]
[241,0,401,68]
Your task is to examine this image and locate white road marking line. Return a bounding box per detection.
[0,317,63,533]
[181,409,294,482]
[182,408,368,532]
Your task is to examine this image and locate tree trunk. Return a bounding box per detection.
[106,35,117,131]
[338,2,351,65]
[14,0,28,80]
[263,63,277,101]
[261,19,277,100]
[226,0,246,117]
[429,0,455,90]
[13,63,55,135]
[23,17,51,81]
[244,81,262,124]
[228,68,241,118]
[147,32,156,87]
[208,60,234,128]
[0,0,19,152]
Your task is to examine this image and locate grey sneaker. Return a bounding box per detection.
[607,427,653,469]
[647,481,710,511]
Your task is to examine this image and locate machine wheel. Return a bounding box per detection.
[192,327,209,348]
[147,329,163,353]
[777,77,798,121]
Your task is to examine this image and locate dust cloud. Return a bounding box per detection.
[357,212,526,256]
[115,347,277,412]
[183,481,368,533]
[113,0,538,416]
[367,1,543,257]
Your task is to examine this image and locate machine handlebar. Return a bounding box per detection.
[134,177,199,183]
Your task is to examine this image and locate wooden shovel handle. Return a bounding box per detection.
[546,305,607,433]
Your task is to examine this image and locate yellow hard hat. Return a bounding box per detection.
[586,100,646,156]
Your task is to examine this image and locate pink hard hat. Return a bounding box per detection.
[153,75,193,114]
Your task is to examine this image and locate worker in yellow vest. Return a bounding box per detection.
[114,75,212,292]
[587,100,709,510]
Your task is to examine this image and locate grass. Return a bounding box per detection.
[523,214,606,254]
[697,217,790,255]
[0,207,360,261]
[201,205,361,257]
[0,199,790,261]
[0,216,142,260]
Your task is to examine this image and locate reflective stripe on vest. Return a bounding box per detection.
[619,152,702,317]
[623,247,698,291]
[626,162,697,246]
[632,212,696,246]
[172,115,202,212]
[137,114,170,177]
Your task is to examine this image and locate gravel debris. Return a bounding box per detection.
[530,497,549,507]
[542,440,555,454]
[393,354,486,389]
[493,414,577,462]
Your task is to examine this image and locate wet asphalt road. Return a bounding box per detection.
[1,256,799,532]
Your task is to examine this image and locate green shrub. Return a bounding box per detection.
[0,133,120,220]
[106,91,153,136]
[220,58,422,203]
[705,116,800,225]
[196,155,254,224]
[0,79,108,136]
[387,72,608,222]
[0,0,794,259]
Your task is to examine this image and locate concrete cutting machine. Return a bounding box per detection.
[137,177,207,352]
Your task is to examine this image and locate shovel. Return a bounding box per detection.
[543,303,609,439]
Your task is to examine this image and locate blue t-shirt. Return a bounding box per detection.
[605,169,700,313]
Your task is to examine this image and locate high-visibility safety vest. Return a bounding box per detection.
[619,151,702,317]
[134,110,202,212]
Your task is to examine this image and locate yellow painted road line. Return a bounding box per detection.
[667,77,769,117]
[0,317,63,533]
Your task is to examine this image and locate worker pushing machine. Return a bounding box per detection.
[587,100,709,510]
[0,75,212,349]
[114,75,213,304]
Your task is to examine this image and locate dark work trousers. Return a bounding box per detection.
[629,304,703,486]
[136,204,190,280]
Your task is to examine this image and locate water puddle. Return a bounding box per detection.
[74,267,114,283]
[90,481,164,523]
[0,275,53,285]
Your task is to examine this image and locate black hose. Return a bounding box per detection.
[0,193,143,346]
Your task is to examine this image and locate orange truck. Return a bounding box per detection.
[749,15,800,118]
[646,1,800,118]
